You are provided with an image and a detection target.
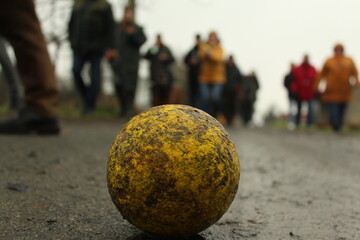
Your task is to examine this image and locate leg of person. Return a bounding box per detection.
[212,84,224,113]
[162,82,173,105]
[228,91,237,125]
[248,100,255,123]
[306,100,314,127]
[120,88,133,117]
[337,102,348,131]
[119,85,128,116]
[121,71,138,117]
[212,83,227,125]
[153,84,168,106]
[289,98,297,123]
[152,84,160,106]
[158,85,166,105]
[295,99,302,127]
[222,89,232,125]
[328,103,340,131]
[113,81,123,115]
[0,37,23,110]
[0,0,60,134]
[199,83,211,114]
[243,100,252,126]
[193,81,200,108]
[287,98,296,130]
[189,77,198,107]
[87,53,102,113]
[72,51,88,112]
[239,100,245,124]
[110,61,123,116]
[127,89,136,117]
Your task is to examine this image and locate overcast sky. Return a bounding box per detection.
[41,0,360,121]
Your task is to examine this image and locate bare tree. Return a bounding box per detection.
[35,0,72,67]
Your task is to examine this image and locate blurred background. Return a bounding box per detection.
[1,0,360,126]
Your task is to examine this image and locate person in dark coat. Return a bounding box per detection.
[108,6,146,117]
[184,34,202,107]
[284,63,296,129]
[144,34,175,106]
[223,55,242,126]
[68,0,115,114]
[240,71,259,126]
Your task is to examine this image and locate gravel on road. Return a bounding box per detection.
[1,120,359,240]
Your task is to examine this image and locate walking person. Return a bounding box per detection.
[239,71,259,126]
[0,0,60,135]
[314,43,360,132]
[184,34,202,107]
[0,36,22,111]
[223,55,242,126]
[198,31,226,124]
[292,55,317,128]
[107,6,146,117]
[284,63,296,130]
[68,0,115,115]
[144,34,175,106]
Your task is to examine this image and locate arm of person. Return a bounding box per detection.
[143,48,153,60]
[207,46,224,63]
[166,48,175,64]
[104,49,118,61]
[313,60,329,92]
[184,49,193,65]
[236,67,243,85]
[198,43,208,60]
[236,70,243,92]
[128,25,147,48]
[159,47,175,64]
[104,4,115,50]
[254,76,260,90]
[350,59,360,86]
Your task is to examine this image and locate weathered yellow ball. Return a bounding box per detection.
[107,104,240,238]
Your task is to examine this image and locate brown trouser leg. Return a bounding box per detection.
[0,0,59,118]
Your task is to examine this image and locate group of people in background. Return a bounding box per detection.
[184,33,259,126]
[284,43,360,132]
[1,0,357,135]
[67,0,260,126]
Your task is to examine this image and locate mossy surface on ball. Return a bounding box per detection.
[107,104,240,237]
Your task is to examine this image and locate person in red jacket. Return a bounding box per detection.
[291,54,318,128]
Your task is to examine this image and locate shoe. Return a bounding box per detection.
[0,109,60,135]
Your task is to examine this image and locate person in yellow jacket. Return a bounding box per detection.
[314,43,360,131]
[198,31,226,123]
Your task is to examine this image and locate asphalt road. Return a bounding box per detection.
[1,119,359,240]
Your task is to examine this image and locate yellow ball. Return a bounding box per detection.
[107,105,240,238]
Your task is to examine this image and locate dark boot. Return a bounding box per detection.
[0,109,60,135]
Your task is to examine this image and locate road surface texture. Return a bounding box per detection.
[1,119,359,240]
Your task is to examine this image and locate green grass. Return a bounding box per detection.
[0,103,119,119]
[0,105,8,115]
[59,104,118,119]
[268,119,360,134]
